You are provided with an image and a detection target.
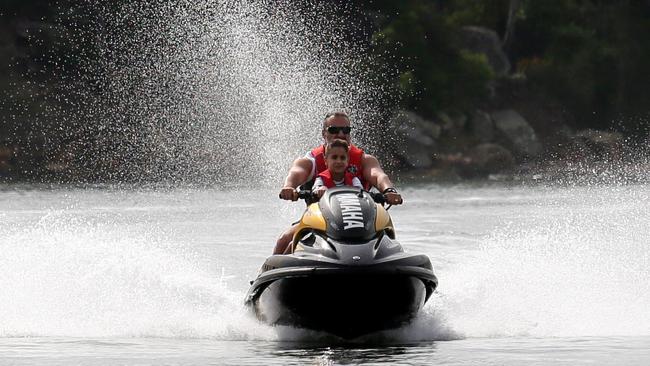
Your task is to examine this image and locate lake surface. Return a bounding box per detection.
[1,183,649,365]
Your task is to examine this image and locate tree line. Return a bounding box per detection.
[1,0,649,181]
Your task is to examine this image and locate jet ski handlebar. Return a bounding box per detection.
[296,190,316,200]
[295,189,387,204]
[368,191,387,204]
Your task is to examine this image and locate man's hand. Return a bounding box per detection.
[385,192,403,205]
[279,186,299,201]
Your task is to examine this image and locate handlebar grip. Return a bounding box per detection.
[371,192,386,204]
[297,190,315,200]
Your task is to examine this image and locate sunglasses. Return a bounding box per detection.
[326,126,352,134]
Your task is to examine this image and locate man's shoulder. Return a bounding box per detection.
[310,144,326,155]
[361,152,380,167]
[302,145,323,159]
[305,145,326,165]
[293,155,314,167]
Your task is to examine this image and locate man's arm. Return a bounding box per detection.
[362,153,403,205]
[279,157,313,201]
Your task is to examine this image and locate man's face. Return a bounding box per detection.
[322,116,352,144]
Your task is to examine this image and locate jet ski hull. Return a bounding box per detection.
[246,265,436,338]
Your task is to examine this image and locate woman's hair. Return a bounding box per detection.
[325,139,349,156]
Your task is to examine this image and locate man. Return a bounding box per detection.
[275,111,403,254]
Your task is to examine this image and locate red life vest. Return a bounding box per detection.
[317,169,355,188]
[310,144,368,189]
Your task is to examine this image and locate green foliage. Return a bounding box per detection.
[446,0,511,32]
[0,0,98,179]
[366,0,649,132]
[372,1,494,117]
[514,1,650,129]
[3,0,650,181]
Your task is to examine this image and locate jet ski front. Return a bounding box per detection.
[245,187,437,338]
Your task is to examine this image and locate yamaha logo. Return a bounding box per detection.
[335,193,364,230]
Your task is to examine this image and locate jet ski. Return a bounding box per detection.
[245,187,437,339]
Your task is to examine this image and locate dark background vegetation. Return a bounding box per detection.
[1,0,649,182]
[362,0,650,130]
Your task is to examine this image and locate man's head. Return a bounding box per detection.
[322,112,352,144]
[324,139,349,174]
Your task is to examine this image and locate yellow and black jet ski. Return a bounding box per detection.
[244,186,437,339]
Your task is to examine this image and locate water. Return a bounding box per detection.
[51,0,394,183]
[10,1,650,363]
[1,183,649,365]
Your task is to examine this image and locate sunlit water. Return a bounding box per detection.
[1,183,649,365]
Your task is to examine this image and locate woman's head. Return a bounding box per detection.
[325,139,349,174]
